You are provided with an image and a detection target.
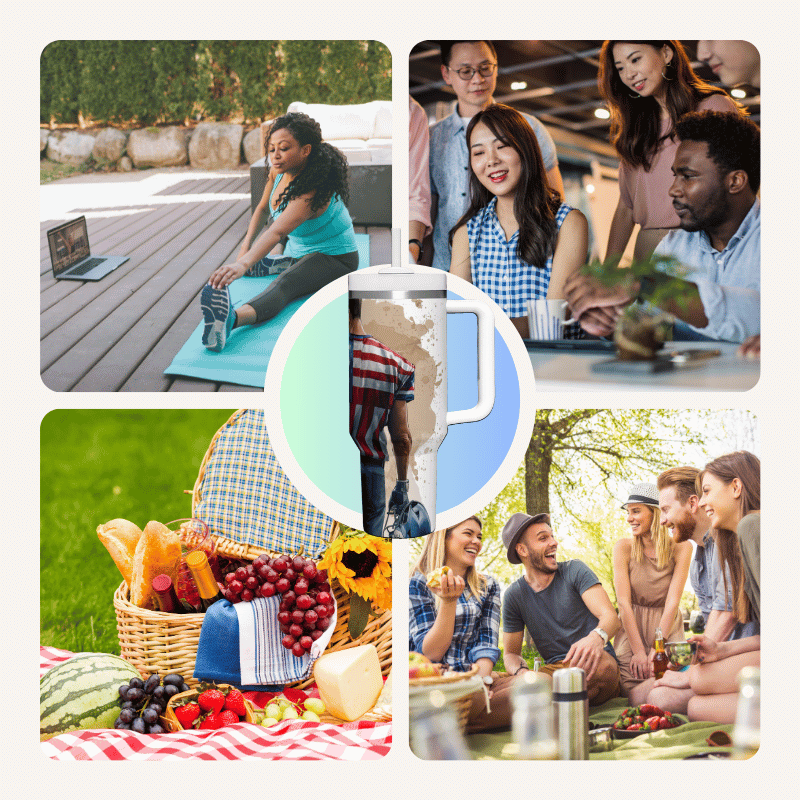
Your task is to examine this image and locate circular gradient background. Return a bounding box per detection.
[264,269,535,531]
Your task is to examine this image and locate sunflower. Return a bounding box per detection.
[318,531,392,612]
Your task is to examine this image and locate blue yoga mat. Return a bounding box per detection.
[164,234,370,388]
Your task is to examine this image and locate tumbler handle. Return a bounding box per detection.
[445,299,495,426]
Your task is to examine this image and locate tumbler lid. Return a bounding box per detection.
[349,265,447,296]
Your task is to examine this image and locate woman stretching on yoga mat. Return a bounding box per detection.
[201,112,358,351]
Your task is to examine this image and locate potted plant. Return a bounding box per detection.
[579,253,690,361]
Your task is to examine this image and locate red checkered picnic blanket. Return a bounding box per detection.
[40,647,391,761]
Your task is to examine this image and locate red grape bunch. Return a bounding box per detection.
[222,554,335,658]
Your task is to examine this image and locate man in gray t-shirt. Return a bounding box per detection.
[500,512,621,706]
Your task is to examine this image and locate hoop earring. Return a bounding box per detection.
[661,62,673,81]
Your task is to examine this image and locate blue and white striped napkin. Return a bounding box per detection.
[235,595,337,687]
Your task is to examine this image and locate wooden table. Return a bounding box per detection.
[528,341,759,392]
[41,169,389,392]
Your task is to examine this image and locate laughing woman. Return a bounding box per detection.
[687,452,760,723]
[409,517,518,732]
[599,40,740,261]
[613,482,692,705]
[200,112,358,351]
[449,103,587,339]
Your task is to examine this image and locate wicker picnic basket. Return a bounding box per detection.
[114,409,392,689]
[408,664,481,732]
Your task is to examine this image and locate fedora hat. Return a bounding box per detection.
[502,512,551,564]
[621,482,660,510]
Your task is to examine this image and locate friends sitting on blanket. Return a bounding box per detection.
[409,517,525,733]
[649,452,760,724]
[612,483,691,706]
[501,513,622,706]
[200,112,358,351]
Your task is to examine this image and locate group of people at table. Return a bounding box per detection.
[409,40,761,355]
[409,451,760,733]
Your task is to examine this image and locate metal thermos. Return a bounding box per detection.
[552,667,589,760]
[410,704,472,760]
[732,666,760,759]
[511,671,557,759]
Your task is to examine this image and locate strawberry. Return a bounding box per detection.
[199,712,223,729]
[639,703,665,718]
[198,689,226,714]
[224,689,247,717]
[218,710,240,726]
[645,715,662,730]
[173,702,201,729]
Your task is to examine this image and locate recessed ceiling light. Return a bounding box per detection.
[731,88,747,99]
[594,107,610,119]
[510,81,527,91]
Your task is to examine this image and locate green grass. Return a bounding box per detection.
[40,158,88,184]
[494,642,541,673]
[40,409,236,654]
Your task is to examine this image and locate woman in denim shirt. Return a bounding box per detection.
[409,516,521,732]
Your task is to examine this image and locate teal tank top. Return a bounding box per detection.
[269,174,357,258]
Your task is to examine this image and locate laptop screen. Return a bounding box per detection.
[48,217,90,275]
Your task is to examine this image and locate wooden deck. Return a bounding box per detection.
[40,170,390,392]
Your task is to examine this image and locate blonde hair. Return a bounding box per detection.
[411,516,485,601]
[630,505,674,570]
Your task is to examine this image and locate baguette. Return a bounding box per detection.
[96,518,142,586]
[130,521,182,609]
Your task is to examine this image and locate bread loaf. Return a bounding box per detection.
[96,518,142,585]
[130,521,182,609]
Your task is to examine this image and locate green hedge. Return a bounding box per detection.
[41,40,391,126]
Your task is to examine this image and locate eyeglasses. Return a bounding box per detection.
[447,63,497,80]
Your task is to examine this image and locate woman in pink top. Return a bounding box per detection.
[599,41,741,262]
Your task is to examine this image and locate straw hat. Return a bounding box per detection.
[621,482,660,510]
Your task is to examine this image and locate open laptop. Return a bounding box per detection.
[47,216,129,281]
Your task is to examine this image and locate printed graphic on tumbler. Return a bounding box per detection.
[349,295,433,539]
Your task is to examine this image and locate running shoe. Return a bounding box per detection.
[247,254,294,276]
[200,284,235,352]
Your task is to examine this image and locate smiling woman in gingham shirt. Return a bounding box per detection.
[450,104,588,337]
[409,517,527,733]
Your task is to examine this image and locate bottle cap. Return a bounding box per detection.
[186,549,209,569]
[151,574,173,593]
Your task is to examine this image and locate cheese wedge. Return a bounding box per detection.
[313,644,383,722]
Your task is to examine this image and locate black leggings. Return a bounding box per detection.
[247,250,359,324]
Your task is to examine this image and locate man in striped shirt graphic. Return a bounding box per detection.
[349,298,415,537]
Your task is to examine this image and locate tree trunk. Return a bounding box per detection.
[525,423,552,515]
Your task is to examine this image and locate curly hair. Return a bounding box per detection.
[676,110,761,193]
[265,112,350,214]
[450,104,562,268]
[598,40,737,170]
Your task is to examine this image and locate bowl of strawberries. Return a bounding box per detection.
[163,684,256,732]
[610,703,685,738]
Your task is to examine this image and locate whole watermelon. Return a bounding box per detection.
[40,653,142,740]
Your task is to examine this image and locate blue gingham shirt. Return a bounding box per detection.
[467,198,572,318]
[654,197,760,342]
[429,103,558,271]
[409,571,501,672]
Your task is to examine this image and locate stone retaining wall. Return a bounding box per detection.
[41,123,264,171]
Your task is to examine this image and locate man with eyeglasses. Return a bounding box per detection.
[428,41,564,271]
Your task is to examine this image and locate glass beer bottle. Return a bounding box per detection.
[652,627,669,680]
